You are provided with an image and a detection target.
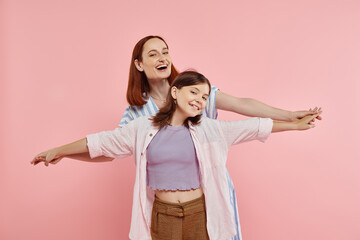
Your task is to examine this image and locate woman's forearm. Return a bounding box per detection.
[215,91,293,121]
[236,98,292,121]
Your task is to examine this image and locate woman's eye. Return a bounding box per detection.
[149,53,156,57]
[163,51,169,55]
[191,91,197,94]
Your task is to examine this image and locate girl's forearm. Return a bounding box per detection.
[272,112,319,132]
[66,152,114,162]
[55,138,89,157]
[272,121,297,133]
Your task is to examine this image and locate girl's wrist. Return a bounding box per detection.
[53,147,65,158]
[293,121,301,130]
[289,111,297,121]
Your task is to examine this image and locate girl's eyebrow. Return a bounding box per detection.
[191,87,209,97]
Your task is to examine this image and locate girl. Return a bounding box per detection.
[32,71,321,240]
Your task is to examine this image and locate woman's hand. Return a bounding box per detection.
[291,107,322,121]
[31,148,63,166]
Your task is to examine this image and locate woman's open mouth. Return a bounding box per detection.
[156,64,168,71]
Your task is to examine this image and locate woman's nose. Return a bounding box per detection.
[158,54,165,61]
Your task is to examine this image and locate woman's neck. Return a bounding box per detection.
[148,78,170,100]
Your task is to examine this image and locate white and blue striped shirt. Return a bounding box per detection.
[118,85,242,240]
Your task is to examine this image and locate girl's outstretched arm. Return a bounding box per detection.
[272,112,322,133]
[31,138,92,167]
[216,91,322,121]
[63,153,114,163]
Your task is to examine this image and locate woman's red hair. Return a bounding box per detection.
[127,36,179,106]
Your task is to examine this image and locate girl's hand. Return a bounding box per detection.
[292,107,322,121]
[31,149,63,166]
[294,112,322,130]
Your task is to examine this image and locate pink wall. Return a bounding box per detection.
[1,0,359,239]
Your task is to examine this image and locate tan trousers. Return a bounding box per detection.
[150,194,210,240]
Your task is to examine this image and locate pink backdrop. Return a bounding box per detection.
[1,0,359,239]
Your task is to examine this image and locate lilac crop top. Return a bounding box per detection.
[146,125,201,191]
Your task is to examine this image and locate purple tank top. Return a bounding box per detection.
[146,125,201,191]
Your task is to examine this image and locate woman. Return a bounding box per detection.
[43,36,322,240]
[32,71,321,240]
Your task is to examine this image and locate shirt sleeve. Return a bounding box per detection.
[219,117,273,147]
[203,85,219,119]
[87,120,136,159]
[118,105,135,127]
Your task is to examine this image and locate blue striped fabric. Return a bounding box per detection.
[118,85,242,240]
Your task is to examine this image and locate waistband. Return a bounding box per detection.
[153,194,206,217]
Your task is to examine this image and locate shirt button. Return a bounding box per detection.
[141,153,143,156]
[149,133,153,137]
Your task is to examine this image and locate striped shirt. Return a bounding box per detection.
[118,85,242,240]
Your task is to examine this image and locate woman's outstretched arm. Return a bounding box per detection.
[216,91,322,121]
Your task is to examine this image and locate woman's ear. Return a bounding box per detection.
[134,59,143,72]
[171,86,177,100]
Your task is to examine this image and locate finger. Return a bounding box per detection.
[303,113,319,123]
[32,158,43,165]
[310,113,320,122]
[31,156,44,164]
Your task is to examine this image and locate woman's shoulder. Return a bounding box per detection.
[132,116,153,124]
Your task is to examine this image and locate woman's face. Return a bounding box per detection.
[135,38,172,81]
[172,83,210,118]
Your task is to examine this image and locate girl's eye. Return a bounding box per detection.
[149,53,156,57]
[163,51,169,55]
[191,91,197,94]
[202,97,208,101]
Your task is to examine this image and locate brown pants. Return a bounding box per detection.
[151,194,210,240]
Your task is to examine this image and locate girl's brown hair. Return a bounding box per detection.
[127,36,179,106]
[152,71,211,129]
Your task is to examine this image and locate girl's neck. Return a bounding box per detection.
[169,109,187,127]
[148,78,170,101]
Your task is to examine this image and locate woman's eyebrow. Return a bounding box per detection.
[147,47,168,54]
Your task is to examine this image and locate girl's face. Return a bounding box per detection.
[171,83,210,118]
[135,38,172,81]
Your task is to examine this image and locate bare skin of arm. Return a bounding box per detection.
[65,152,113,162]
[30,138,113,166]
[216,91,322,121]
